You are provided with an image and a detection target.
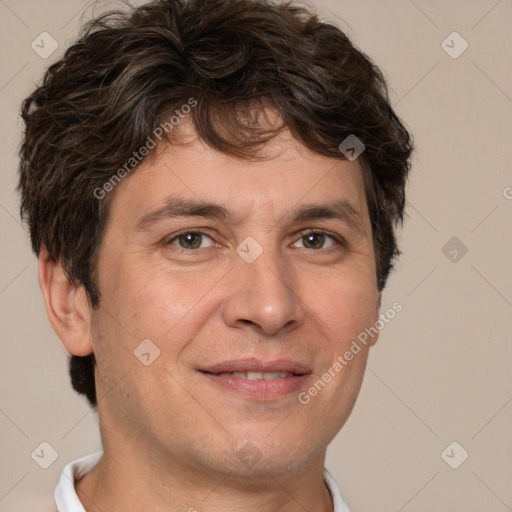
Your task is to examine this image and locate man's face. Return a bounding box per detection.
[89,122,381,479]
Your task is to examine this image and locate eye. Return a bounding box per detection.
[165,231,215,250]
[293,230,343,250]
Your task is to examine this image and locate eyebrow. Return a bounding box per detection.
[134,197,365,235]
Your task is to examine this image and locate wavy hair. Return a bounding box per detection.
[18,0,413,407]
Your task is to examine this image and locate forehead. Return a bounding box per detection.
[106,124,370,232]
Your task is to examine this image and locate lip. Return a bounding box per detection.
[199,358,312,401]
[200,358,312,375]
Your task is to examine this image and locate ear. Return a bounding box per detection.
[38,246,94,356]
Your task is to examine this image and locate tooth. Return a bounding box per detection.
[246,371,263,380]
[262,372,281,380]
[221,371,293,380]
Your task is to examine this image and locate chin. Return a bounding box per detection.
[224,429,323,478]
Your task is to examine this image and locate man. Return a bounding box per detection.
[18,0,413,510]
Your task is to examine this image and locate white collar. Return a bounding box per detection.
[55,451,350,511]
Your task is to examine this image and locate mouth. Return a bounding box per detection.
[214,371,296,380]
[198,359,312,400]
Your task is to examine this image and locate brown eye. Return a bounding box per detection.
[294,231,340,250]
[167,232,214,250]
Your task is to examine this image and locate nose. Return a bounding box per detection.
[221,243,305,336]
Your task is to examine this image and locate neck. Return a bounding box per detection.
[75,396,335,512]
[75,444,334,512]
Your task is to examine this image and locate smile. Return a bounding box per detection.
[200,371,310,400]
[217,371,294,380]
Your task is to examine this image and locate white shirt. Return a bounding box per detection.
[55,451,350,511]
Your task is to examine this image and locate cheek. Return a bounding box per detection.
[102,266,226,371]
[101,260,199,332]
[89,312,131,397]
[307,267,379,349]
[136,271,220,327]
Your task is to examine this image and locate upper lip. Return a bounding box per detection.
[200,358,312,375]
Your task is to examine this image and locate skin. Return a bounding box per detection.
[39,117,381,511]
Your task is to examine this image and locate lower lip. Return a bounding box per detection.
[200,372,311,400]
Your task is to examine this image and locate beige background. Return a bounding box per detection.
[1,0,511,510]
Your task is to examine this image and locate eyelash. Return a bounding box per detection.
[163,229,347,251]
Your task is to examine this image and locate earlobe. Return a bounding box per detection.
[38,246,94,356]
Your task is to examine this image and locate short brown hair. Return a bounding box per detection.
[18,0,413,407]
